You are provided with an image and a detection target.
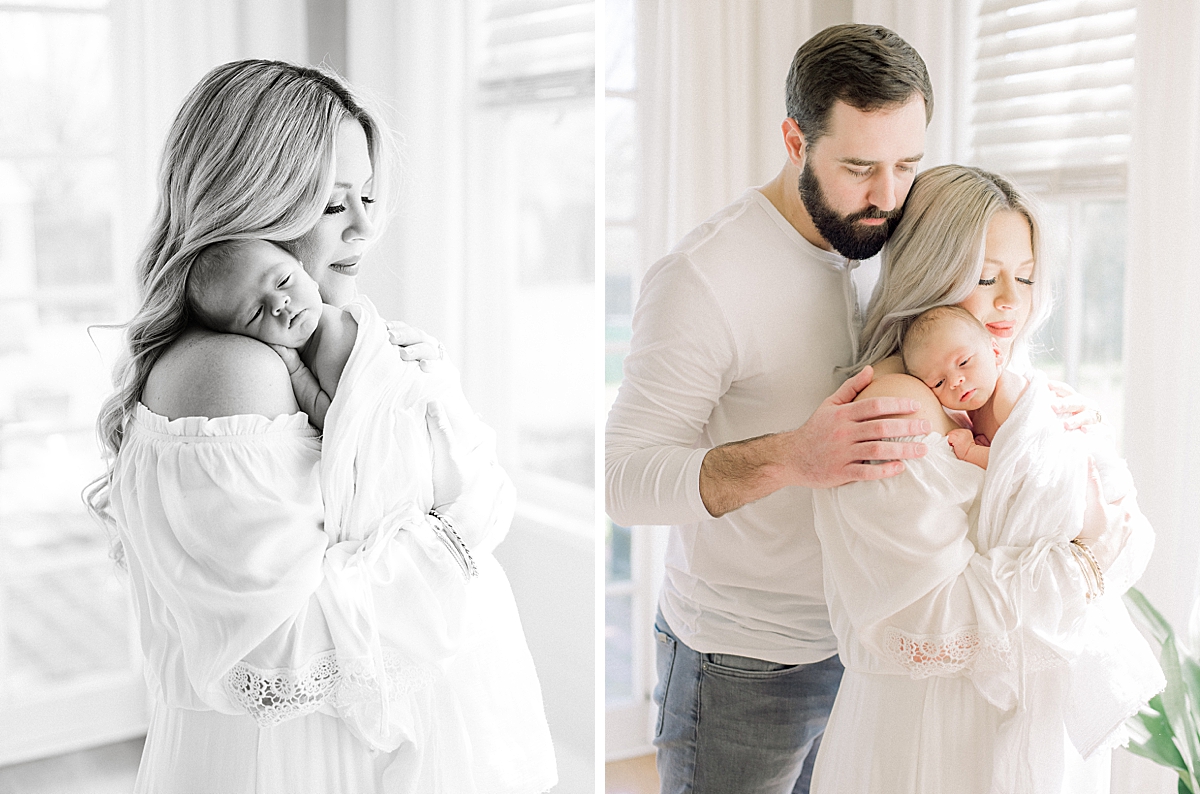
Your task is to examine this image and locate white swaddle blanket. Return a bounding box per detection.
[314,296,557,793]
[970,371,1163,789]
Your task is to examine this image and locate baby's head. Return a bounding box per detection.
[186,239,323,348]
[901,305,1003,412]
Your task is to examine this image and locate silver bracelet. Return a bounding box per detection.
[429,509,477,580]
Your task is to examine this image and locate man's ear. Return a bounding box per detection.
[782,117,807,168]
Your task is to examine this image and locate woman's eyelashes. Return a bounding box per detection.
[323,196,376,215]
[978,275,1035,286]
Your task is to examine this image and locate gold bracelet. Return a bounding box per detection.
[1070,538,1105,601]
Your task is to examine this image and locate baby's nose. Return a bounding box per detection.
[271,295,291,315]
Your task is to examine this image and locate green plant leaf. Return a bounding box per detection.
[1127,696,1187,771]
[1126,588,1174,647]
[1160,635,1200,788]
[1180,774,1194,794]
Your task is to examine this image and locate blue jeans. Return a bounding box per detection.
[652,611,843,794]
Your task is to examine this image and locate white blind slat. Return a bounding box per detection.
[978,0,1134,37]
[971,0,1135,183]
[973,84,1131,124]
[478,0,594,104]
[973,111,1129,146]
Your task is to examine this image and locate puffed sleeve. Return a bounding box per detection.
[110,409,457,748]
[812,440,1090,693]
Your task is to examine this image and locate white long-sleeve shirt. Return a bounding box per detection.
[605,188,876,663]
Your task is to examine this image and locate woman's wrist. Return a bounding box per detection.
[1068,538,1105,601]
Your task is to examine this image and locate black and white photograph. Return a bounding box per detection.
[0,1,594,792]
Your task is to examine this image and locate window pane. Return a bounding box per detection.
[0,11,114,154]
[605,591,633,705]
[0,3,131,719]
[606,522,631,583]
[605,0,635,92]
[1078,199,1126,438]
[1030,200,1069,378]
[505,102,594,487]
[605,96,636,220]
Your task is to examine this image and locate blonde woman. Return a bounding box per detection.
[809,165,1160,793]
[86,60,555,794]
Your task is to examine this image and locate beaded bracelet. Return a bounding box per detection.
[429,509,478,580]
[1069,538,1105,602]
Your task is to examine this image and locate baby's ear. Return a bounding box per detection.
[992,338,1003,366]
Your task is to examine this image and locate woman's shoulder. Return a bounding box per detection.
[143,327,299,420]
[856,372,958,434]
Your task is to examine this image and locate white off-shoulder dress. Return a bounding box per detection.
[109,405,556,794]
[809,374,1160,794]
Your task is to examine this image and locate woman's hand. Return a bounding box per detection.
[1047,380,1103,432]
[386,320,444,371]
[425,401,496,535]
[1075,459,1131,572]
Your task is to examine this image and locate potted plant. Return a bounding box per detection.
[1124,588,1200,794]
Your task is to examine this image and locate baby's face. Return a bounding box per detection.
[907,321,1001,412]
[201,241,323,348]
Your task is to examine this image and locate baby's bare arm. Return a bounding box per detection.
[270,345,331,429]
[947,428,989,469]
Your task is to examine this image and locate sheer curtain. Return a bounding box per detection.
[1120,4,1200,791]
[636,0,814,260]
[116,0,307,294]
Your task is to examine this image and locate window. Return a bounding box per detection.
[603,0,661,759]
[971,0,1135,438]
[473,0,595,491]
[0,0,146,763]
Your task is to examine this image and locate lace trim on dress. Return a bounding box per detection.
[883,625,1065,679]
[883,626,986,677]
[224,648,437,728]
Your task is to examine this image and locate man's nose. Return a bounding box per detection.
[867,170,897,213]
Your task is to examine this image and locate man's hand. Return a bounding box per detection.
[698,366,930,517]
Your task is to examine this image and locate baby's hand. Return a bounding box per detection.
[269,344,303,375]
[947,428,976,461]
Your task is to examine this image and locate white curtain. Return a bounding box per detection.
[345,0,469,355]
[635,0,967,272]
[1123,0,1200,694]
[635,0,816,262]
[113,0,308,313]
[851,0,965,169]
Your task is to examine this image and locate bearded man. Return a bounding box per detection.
[605,25,936,794]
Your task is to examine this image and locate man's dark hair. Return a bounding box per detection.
[785,24,933,148]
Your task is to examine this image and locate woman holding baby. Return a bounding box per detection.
[809,165,1162,794]
[85,60,556,793]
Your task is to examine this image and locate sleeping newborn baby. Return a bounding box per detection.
[901,304,1026,468]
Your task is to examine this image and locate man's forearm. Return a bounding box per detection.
[698,431,794,517]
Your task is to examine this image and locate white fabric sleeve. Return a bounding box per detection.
[605,255,735,526]
[813,450,1090,687]
[115,424,454,744]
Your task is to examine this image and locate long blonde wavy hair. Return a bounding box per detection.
[84,60,393,557]
[852,164,1052,375]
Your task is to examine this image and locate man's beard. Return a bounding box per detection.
[798,162,901,260]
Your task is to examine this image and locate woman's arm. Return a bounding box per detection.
[814,463,1089,684]
[142,328,299,419]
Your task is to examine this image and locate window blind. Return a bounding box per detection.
[477,0,595,105]
[972,0,1135,192]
